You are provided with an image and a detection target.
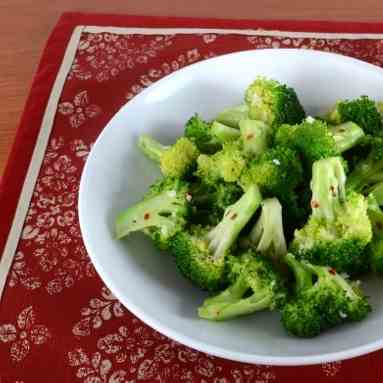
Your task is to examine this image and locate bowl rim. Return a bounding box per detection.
[79,48,383,366]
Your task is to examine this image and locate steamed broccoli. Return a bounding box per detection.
[138,135,199,178]
[196,142,246,184]
[240,146,306,236]
[210,121,240,143]
[184,114,221,153]
[170,185,262,291]
[281,254,371,337]
[215,104,249,128]
[242,198,287,264]
[189,181,243,225]
[115,178,191,249]
[275,118,338,168]
[198,251,287,320]
[330,122,365,153]
[365,194,383,274]
[239,119,272,156]
[369,181,383,204]
[291,157,372,275]
[240,146,303,195]
[347,137,383,194]
[244,77,305,129]
[326,96,382,136]
[275,119,364,170]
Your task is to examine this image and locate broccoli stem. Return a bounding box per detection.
[198,276,272,321]
[138,135,167,162]
[285,253,313,292]
[330,122,365,153]
[206,184,262,260]
[311,157,346,221]
[211,121,240,143]
[370,182,383,205]
[215,104,249,128]
[239,119,271,156]
[347,159,383,193]
[249,198,287,262]
[116,193,181,239]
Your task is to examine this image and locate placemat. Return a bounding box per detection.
[2,12,383,382]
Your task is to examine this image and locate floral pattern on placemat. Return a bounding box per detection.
[1,29,383,382]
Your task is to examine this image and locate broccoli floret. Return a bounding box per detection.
[196,142,246,184]
[198,251,287,320]
[281,254,371,337]
[240,146,303,197]
[241,198,287,264]
[326,96,382,136]
[138,135,199,178]
[291,157,372,275]
[189,181,243,225]
[210,121,240,143]
[115,178,191,249]
[239,119,272,156]
[215,104,249,128]
[275,119,339,168]
[240,146,305,236]
[244,77,305,129]
[170,185,262,291]
[347,137,383,194]
[184,114,221,153]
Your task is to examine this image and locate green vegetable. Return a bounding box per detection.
[184,114,221,153]
[196,142,246,184]
[281,254,371,337]
[347,136,383,194]
[244,77,305,129]
[170,185,262,291]
[242,198,287,264]
[198,251,287,320]
[115,178,191,249]
[239,119,272,156]
[291,157,372,275]
[326,96,382,136]
[138,135,199,178]
[210,121,240,143]
[215,104,249,128]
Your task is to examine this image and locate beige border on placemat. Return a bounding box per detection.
[1,25,383,300]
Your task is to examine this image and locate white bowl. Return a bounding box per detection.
[79,49,383,366]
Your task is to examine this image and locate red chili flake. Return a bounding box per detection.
[329,268,337,275]
[230,213,238,220]
[246,133,254,140]
[329,185,337,197]
[311,200,320,208]
[144,213,150,220]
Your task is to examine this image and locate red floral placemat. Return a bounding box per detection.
[2,12,383,382]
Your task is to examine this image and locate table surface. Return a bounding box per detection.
[1,0,383,177]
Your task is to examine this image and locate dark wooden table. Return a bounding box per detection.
[1,0,383,176]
